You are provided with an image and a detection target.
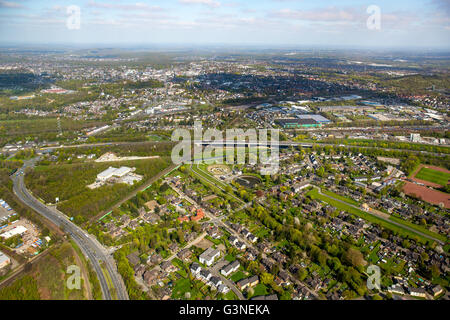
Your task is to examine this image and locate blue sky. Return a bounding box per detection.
[0,0,449,48]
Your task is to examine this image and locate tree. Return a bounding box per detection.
[177,230,185,243]
[401,155,420,175]
[159,183,169,192]
[316,167,325,177]
[344,247,367,268]
[261,272,274,285]
[297,268,308,281]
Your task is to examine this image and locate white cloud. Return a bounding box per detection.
[0,0,23,8]
[179,0,221,9]
[86,1,164,12]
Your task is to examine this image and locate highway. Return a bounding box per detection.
[11,158,129,300]
[194,140,449,157]
[37,137,449,158]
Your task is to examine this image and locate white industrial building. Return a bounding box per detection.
[89,166,142,189]
[97,166,133,181]
[410,133,421,143]
[0,225,27,239]
[86,125,110,136]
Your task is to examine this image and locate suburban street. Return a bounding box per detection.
[169,179,320,300]
[10,158,129,300]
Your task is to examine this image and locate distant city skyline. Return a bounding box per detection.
[1,0,449,49]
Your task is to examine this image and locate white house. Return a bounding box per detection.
[199,247,221,267]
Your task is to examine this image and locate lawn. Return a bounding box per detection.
[224,254,236,262]
[389,215,447,243]
[321,189,359,205]
[171,277,205,300]
[171,278,193,299]
[249,283,269,298]
[224,290,239,300]
[416,167,450,186]
[230,271,247,282]
[368,243,381,264]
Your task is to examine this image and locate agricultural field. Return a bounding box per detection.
[415,167,450,187]
[402,182,450,210]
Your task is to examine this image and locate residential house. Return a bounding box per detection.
[199,247,221,267]
[127,252,140,267]
[190,262,201,275]
[218,284,230,294]
[160,260,178,273]
[221,260,240,277]
[409,287,427,298]
[177,248,192,261]
[199,269,212,282]
[431,285,444,297]
[237,275,259,291]
[134,264,146,278]
[209,276,222,288]
[169,243,179,253]
[143,269,160,285]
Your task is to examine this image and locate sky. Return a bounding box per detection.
[0,0,449,49]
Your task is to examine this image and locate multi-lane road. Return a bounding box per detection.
[11,158,129,300]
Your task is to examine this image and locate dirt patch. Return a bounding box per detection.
[410,177,442,188]
[377,157,400,165]
[369,208,390,220]
[207,164,231,175]
[403,181,450,209]
[196,238,213,250]
[38,285,52,300]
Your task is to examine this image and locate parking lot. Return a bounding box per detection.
[0,200,16,225]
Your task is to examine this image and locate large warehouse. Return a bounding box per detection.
[97,166,133,181]
[296,114,331,124]
[275,118,322,129]
[0,225,27,239]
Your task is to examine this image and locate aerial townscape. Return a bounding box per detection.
[0,0,448,310]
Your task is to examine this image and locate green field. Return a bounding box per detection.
[321,189,359,205]
[415,167,450,186]
[230,271,247,282]
[248,283,269,298]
